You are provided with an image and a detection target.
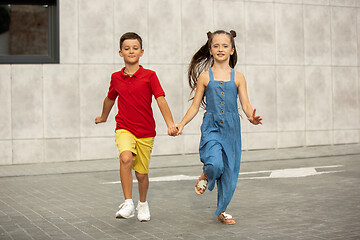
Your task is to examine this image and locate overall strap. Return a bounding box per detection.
[230,68,235,82]
[208,68,214,82]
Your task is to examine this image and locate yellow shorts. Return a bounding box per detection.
[115,129,154,174]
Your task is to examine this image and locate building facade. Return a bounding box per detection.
[0,0,359,165]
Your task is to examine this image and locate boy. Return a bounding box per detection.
[95,32,176,221]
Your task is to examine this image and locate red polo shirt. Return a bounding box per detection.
[107,66,165,138]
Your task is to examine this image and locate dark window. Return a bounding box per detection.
[0,0,59,64]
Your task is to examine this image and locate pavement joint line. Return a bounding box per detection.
[102,165,344,184]
[0,144,358,178]
[0,155,357,179]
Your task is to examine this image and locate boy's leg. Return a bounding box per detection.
[115,129,138,219]
[132,136,154,201]
[133,137,153,222]
[116,151,136,219]
[120,151,134,200]
[135,171,149,202]
[135,171,151,222]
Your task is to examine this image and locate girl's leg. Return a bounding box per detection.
[215,164,235,216]
[202,143,224,192]
[216,167,237,224]
[120,151,134,199]
[135,171,149,202]
[215,151,241,217]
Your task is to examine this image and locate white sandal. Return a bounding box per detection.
[195,175,208,195]
[218,212,236,225]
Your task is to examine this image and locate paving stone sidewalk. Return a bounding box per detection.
[0,144,359,239]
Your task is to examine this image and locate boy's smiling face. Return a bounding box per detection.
[119,39,144,64]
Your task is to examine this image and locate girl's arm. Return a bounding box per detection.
[95,96,115,124]
[177,73,207,134]
[156,96,177,135]
[237,73,262,125]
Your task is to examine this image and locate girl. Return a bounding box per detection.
[176,30,262,225]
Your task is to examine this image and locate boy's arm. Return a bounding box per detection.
[156,96,176,134]
[95,97,115,124]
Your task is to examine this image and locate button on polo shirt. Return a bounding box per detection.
[107,66,165,138]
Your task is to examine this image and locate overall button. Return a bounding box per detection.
[220,121,224,124]
[221,91,224,95]
[221,101,225,105]
[220,82,224,86]
[221,110,224,114]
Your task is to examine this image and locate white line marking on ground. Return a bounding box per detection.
[101,165,344,184]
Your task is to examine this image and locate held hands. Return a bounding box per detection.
[168,109,262,136]
[167,124,178,136]
[248,109,262,125]
[167,123,183,136]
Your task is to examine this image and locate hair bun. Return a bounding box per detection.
[230,30,236,38]
[207,31,212,39]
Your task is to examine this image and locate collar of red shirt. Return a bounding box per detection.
[120,65,144,78]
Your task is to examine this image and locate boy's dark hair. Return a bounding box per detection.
[119,32,143,50]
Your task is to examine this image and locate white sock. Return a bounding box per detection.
[125,199,134,205]
[138,201,147,205]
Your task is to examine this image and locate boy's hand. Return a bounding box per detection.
[167,124,178,136]
[248,109,262,125]
[95,116,106,124]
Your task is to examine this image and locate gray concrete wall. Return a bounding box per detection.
[0,0,359,165]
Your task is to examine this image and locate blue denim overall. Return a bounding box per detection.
[199,68,242,216]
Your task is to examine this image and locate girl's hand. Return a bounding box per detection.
[95,116,106,124]
[167,124,178,136]
[248,109,262,125]
[175,123,184,135]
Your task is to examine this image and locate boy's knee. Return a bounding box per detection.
[120,151,133,166]
[135,172,148,182]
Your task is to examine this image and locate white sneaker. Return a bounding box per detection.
[136,201,150,222]
[115,202,135,219]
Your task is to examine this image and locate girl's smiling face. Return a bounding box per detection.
[209,34,234,62]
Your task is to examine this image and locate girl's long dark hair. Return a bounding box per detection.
[188,30,237,108]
